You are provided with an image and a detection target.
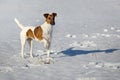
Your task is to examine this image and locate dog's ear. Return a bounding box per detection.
[44,13,49,18]
[52,13,57,17]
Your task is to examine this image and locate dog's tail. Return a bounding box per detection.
[14,18,24,29]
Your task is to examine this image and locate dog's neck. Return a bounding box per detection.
[41,22,52,28]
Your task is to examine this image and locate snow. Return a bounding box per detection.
[0,0,120,80]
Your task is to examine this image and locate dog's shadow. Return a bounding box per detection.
[59,47,119,56]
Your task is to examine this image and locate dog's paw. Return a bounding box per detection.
[44,57,55,64]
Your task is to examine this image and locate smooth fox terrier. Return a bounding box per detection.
[14,13,57,63]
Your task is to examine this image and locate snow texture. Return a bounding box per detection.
[0,0,120,80]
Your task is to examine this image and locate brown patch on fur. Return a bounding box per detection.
[34,26,43,40]
[26,29,35,39]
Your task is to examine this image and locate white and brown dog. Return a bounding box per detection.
[14,13,57,63]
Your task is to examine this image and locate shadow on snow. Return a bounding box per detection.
[59,47,119,56]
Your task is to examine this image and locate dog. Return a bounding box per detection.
[14,13,57,63]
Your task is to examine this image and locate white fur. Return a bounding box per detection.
[14,18,53,59]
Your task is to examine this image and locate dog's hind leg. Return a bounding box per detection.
[20,33,26,58]
[27,39,33,58]
[21,39,26,58]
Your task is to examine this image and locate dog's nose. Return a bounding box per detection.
[52,22,55,25]
[53,23,55,25]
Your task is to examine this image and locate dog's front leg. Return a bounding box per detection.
[44,40,51,56]
[27,39,33,58]
[44,39,51,64]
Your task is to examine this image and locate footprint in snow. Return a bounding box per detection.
[110,27,115,30]
[82,34,89,38]
[87,62,120,69]
[100,34,111,37]
[116,29,120,32]
[70,41,96,48]
[76,77,96,80]
[66,34,76,38]
[0,66,13,72]
[103,63,120,69]
[103,29,108,32]
[104,27,120,33]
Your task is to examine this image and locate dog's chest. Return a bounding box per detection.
[41,23,53,38]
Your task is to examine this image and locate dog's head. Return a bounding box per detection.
[44,13,57,25]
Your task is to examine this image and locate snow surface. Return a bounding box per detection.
[0,0,120,80]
